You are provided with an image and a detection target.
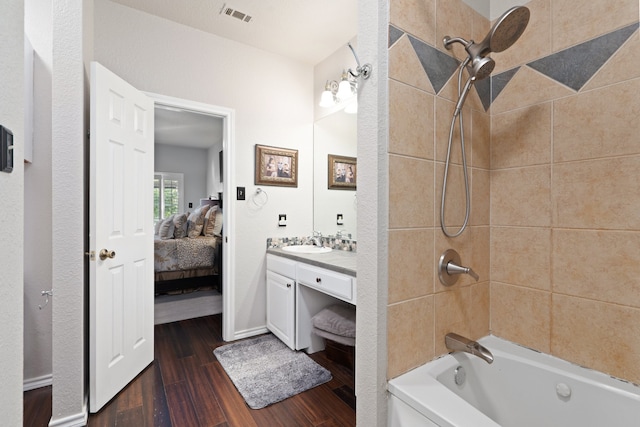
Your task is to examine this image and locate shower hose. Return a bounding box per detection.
[440,58,471,238]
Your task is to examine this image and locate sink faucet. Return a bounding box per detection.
[311,231,322,247]
[445,333,494,364]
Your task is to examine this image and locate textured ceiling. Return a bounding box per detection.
[109,0,357,65]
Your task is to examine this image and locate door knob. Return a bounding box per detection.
[99,249,116,260]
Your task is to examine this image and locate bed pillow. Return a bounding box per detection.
[203,206,218,237]
[173,212,189,239]
[212,208,223,237]
[154,220,162,236]
[186,205,210,238]
[158,215,175,240]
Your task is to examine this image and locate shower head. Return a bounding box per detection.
[470,56,495,80]
[468,6,530,58]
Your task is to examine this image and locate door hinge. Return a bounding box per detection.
[85,250,96,261]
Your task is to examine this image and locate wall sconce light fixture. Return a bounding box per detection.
[319,42,372,111]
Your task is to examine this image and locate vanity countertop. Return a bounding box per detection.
[267,248,356,277]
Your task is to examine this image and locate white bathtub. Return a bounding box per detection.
[388,335,640,426]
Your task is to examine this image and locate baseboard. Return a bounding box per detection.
[154,290,222,325]
[24,373,53,391]
[233,325,269,341]
[48,400,87,427]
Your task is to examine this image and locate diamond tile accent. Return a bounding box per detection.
[389,25,405,48]
[491,67,521,106]
[527,22,639,91]
[474,78,491,111]
[408,35,460,94]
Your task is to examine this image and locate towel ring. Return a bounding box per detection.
[252,188,269,208]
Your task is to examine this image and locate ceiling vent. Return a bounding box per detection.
[220,4,252,23]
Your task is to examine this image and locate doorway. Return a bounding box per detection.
[146,92,236,341]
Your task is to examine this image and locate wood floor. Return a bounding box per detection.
[23,314,356,426]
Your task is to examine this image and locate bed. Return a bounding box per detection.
[154,198,222,295]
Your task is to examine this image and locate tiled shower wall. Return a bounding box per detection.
[490,0,640,384]
[387,0,491,379]
[387,0,640,384]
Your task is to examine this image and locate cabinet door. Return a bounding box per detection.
[266,270,295,350]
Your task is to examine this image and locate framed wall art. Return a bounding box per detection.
[255,144,298,187]
[328,154,356,190]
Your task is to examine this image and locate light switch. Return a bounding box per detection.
[0,126,14,173]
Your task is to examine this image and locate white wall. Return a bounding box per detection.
[155,144,208,213]
[24,0,53,389]
[93,0,314,335]
[0,1,25,424]
[50,0,92,424]
[356,0,389,425]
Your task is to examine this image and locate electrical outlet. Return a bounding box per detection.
[188,202,193,208]
[337,213,344,225]
[278,214,287,227]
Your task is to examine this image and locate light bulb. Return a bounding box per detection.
[319,89,335,108]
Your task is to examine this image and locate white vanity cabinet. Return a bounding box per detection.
[266,253,356,353]
[266,255,297,349]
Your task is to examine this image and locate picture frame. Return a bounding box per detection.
[328,154,357,190]
[255,144,298,187]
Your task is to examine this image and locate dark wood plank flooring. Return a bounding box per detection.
[23,314,355,426]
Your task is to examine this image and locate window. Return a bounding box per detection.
[154,172,184,222]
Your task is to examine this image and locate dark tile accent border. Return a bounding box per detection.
[389,25,405,48]
[527,22,639,91]
[408,35,460,94]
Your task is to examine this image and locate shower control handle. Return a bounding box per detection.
[438,249,479,286]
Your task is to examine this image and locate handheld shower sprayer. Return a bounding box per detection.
[440,6,529,237]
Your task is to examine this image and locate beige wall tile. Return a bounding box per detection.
[435,0,474,60]
[490,66,573,114]
[388,296,435,379]
[390,0,436,46]
[553,157,640,230]
[491,103,551,169]
[470,6,490,45]
[469,282,490,339]
[553,79,640,163]
[389,228,435,304]
[491,227,551,290]
[435,96,472,164]
[438,71,485,112]
[470,226,490,283]
[552,294,640,384]
[390,80,435,159]
[390,35,435,94]
[551,0,639,52]
[471,109,490,169]
[491,166,551,227]
[491,282,551,353]
[491,0,552,74]
[436,163,470,232]
[434,226,488,289]
[434,286,471,356]
[470,168,489,226]
[553,229,640,308]
[389,155,435,229]
[583,33,640,91]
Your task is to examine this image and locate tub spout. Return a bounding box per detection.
[445,333,494,364]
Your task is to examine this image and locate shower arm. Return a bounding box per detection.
[443,36,473,50]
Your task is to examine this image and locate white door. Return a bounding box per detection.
[89,62,155,412]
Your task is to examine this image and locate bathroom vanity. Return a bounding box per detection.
[266,248,356,353]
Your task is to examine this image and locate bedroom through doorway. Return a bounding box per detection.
[147,93,235,339]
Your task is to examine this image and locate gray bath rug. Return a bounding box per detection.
[213,333,332,409]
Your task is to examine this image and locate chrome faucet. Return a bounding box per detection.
[311,231,323,247]
[445,333,494,364]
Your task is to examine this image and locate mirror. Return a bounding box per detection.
[313,110,357,240]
